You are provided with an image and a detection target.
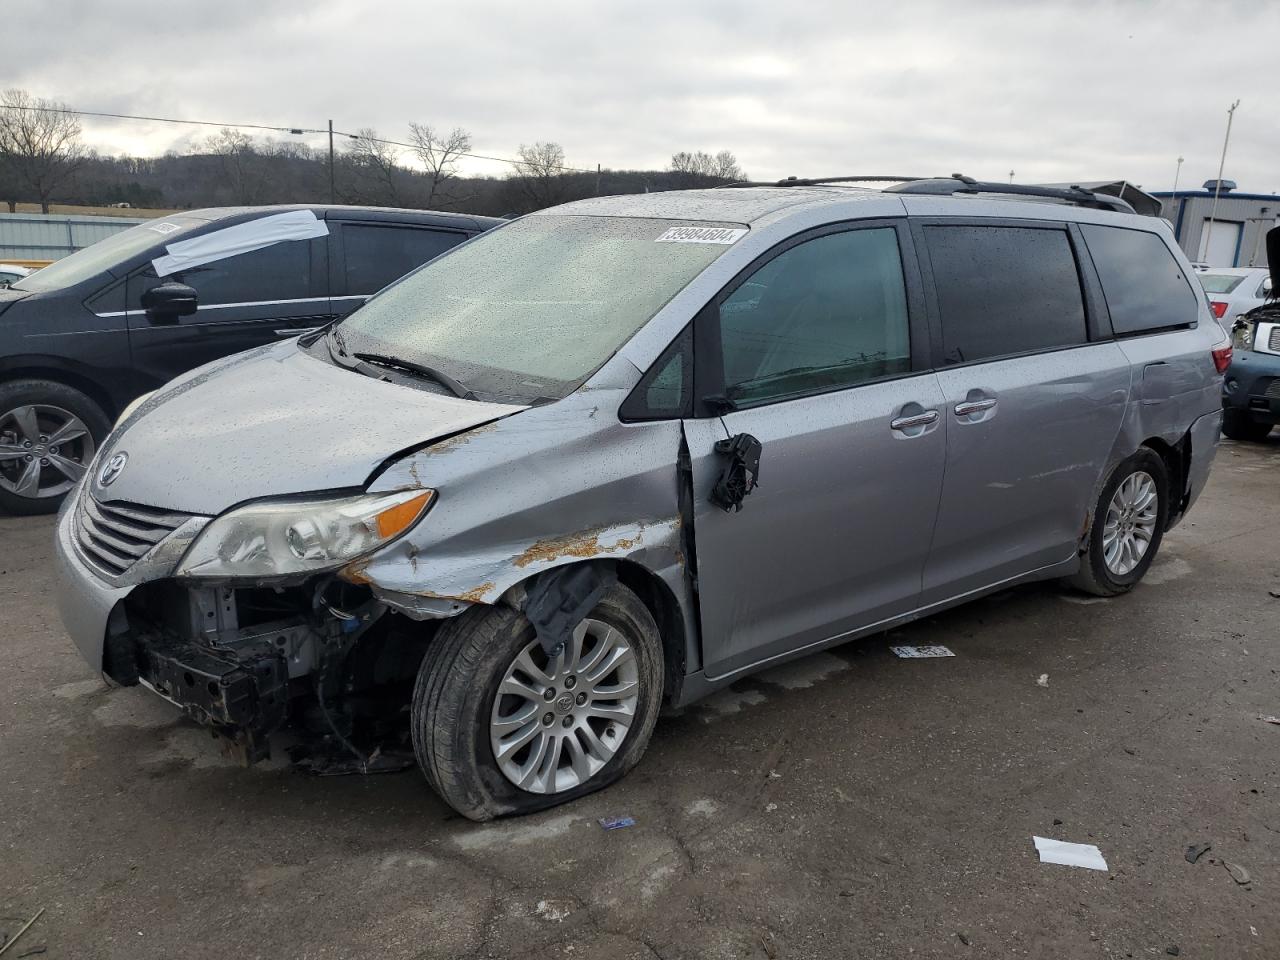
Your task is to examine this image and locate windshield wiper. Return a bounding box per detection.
[354,352,476,400]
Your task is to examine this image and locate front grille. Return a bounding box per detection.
[1270,328,1280,353]
[1265,379,1280,401]
[76,494,192,578]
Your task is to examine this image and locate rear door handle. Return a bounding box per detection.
[954,398,997,416]
[890,410,939,431]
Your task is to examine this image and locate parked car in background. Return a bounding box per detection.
[54,177,1225,820]
[1198,267,1272,332]
[0,205,500,514]
[0,263,32,288]
[1220,229,1280,441]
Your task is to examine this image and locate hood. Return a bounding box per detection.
[1268,226,1280,296]
[94,341,523,514]
[0,285,30,316]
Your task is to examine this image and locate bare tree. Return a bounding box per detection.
[509,141,570,211]
[408,123,472,207]
[343,128,401,206]
[0,89,86,213]
[202,127,268,205]
[669,149,746,187]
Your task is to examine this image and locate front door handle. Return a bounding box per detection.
[274,326,321,337]
[890,410,939,431]
[954,398,997,416]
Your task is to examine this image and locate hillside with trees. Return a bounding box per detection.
[0,88,748,217]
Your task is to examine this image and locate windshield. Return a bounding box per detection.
[1199,274,1246,295]
[328,215,745,403]
[12,216,207,292]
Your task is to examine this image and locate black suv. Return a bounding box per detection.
[0,204,500,514]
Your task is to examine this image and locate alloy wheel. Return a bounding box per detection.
[0,404,95,500]
[489,618,640,794]
[1102,470,1158,576]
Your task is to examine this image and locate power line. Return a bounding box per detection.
[4,102,596,173]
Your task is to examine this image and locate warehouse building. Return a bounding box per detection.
[1151,180,1279,268]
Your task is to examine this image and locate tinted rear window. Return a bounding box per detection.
[344,224,467,296]
[924,225,1087,365]
[1082,225,1200,334]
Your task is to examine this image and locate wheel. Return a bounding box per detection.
[0,379,111,515]
[1070,449,1169,597]
[411,581,664,820]
[1221,408,1273,442]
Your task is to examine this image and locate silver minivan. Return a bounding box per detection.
[53,178,1228,819]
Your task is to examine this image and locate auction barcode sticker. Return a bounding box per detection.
[655,226,748,244]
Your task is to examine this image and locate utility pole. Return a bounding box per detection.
[596,163,601,196]
[328,119,336,204]
[1008,170,1015,183]
[1202,100,1240,263]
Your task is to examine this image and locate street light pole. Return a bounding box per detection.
[1202,100,1241,263]
[1171,155,1184,198]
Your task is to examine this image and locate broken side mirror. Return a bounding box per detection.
[141,281,198,324]
[710,433,762,512]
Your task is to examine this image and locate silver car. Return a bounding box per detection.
[53,178,1227,819]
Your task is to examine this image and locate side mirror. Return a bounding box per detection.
[141,282,198,323]
[1264,277,1273,296]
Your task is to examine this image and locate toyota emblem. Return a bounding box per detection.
[99,451,128,487]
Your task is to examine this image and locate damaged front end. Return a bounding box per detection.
[106,576,420,767]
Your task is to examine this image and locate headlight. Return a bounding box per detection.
[115,390,156,428]
[176,488,434,579]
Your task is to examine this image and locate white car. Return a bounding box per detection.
[0,263,32,288]
[1198,267,1272,331]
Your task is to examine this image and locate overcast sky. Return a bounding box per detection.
[8,0,1275,193]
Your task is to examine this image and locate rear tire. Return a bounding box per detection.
[410,581,664,821]
[1221,408,1273,442]
[0,379,111,515]
[1070,448,1169,597]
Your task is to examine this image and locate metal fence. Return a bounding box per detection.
[0,213,146,265]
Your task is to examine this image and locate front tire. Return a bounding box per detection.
[1070,448,1169,597]
[0,379,111,515]
[411,581,664,821]
[1221,408,1273,442]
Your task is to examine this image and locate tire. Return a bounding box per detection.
[1069,448,1169,597]
[0,379,111,515]
[411,581,664,821]
[1221,408,1273,442]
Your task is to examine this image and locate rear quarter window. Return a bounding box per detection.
[1081,225,1200,335]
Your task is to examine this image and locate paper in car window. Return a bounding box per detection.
[147,222,183,235]
[655,226,748,245]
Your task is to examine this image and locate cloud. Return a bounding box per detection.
[6,0,1277,192]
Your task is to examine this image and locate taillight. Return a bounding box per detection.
[1212,343,1233,374]
[1210,301,1229,319]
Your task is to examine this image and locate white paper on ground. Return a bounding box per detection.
[1033,836,1109,871]
[890,645,954,658]
[152,209,329,277]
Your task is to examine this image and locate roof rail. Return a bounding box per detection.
[717,175,927,189]
[883,174,1136,214]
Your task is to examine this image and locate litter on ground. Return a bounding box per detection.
[1036,674,1049,687]
[891,645,955,659]
[1032,836,1108,871]
[1185,842,1212,864]
[598,816,636,831]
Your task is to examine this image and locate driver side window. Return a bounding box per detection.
[718,227,911,407]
